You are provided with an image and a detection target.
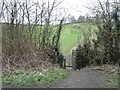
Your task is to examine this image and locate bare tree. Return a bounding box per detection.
[87,0,120,65]
[1,0,65,72]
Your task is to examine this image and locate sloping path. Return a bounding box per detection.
[64,45,78,67]
[3,45,116,88]
[52,45,111,88]
[52,69,110,88]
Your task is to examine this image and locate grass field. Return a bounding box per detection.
[60,23,98,54]
[2,69,67,87]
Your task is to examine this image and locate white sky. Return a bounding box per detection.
[59,0,116,19]
[1,0,119,23]
[23,0,115,19]
[53,0,120,24]
[61,0,91,18]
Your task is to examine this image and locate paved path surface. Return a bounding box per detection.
[3,46,114,88]
[52,68,110,88]
[52,45,111,88]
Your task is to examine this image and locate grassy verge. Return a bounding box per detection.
[0,74,2,87]
[60,24,80,54]
[60,23,98,54]
[104,74,118,88]
[2,69,67,87]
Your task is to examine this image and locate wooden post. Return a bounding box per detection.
[72,50,75,69]
[68,62,70,68]
[63,59,66,69]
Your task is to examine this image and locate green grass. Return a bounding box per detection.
[60,24,80,54]
[104,74,118,87]
[2,69,68,87]
[14,23,98,54]
[41,69,67,87]
[18,23,98,54]
[60,23,98,54]
[0,73,2,87]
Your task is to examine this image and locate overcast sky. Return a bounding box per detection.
[59,0,117,19]
[60,0,92,18]
[24,0,113,19]
[1,0,119,23]
[44,0,119,20]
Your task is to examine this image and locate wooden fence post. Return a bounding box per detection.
[68,62,70,68]
[63,59,66,69]
[72,50,75,69]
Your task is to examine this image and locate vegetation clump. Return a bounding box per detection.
[73,1,120,69]
[2,69,67,87]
